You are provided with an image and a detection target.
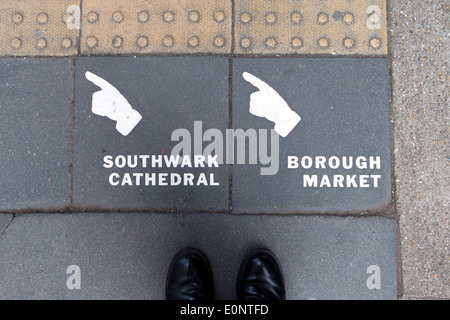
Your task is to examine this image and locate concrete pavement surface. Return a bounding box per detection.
[389,0,449,299]
[0,0,448,300]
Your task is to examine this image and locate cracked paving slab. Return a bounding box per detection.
[0,214,14,237]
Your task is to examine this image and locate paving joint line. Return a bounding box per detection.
[69,56,76,210]
[385,0,403,299]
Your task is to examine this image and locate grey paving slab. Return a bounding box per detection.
[232,58,392,214]
[0,213,397,300]
[0,58,73,211]
[73,57,229,212]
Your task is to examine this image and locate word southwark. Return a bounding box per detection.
[104,154,220,187]
[103,154,219,169]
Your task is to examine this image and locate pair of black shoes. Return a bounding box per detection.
[166,248,285,300]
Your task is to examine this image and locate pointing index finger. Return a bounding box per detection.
[243,72,271,91]
[85,71,118,92]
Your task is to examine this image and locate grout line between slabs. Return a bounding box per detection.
[228,56,233,214]
[228,0,235,214]
[69,56,76,210]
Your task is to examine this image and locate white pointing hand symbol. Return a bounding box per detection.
[243,72,301,137]
[85,71,142,136]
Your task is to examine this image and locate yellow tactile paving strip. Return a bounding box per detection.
[80,0,232,55]
[0,0,388,56]
[234,0,388,55]
[0,0,80,56]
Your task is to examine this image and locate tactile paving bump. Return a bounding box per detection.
[234,0,388,55]
[0,0,80,56]
[81,0,232,55]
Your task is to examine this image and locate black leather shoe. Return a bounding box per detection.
[237,248,285,300]
[166,248,214,300]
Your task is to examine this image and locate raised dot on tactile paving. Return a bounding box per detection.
[87,11,99,23]
[240,37,251,48]
[37,13,49,24]
[266,12,277,24]
[163,11,175,22]
[368,13,379,24]
[36,38,47,49]
[136,36,149,48]
[214,11,225,22]
[162,36,174,47]
[291,12,303,24]
[63,12,73,24]
[138,10,149,23]
[62,38,72,49]
[343,13,354,23]
[112,36,123,48]
[266,38,277,49]
[86,36,98,48]
[318,13,328,24]
[370,37,381,48]
[240,12,251,23]
[318,38,329,47]
[112,11,124,23]
[188,10,200,23]
[188,36,200,48]
[12,13,24,24]
[292,37,303,48]
[11,38,22,49]
[214,36,225,48]
[343,38,355,48]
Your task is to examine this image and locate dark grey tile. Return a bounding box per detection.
[0,58,73,211]
[0,213,397,300]
[232,58,391,214]
[73,57,230,211]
